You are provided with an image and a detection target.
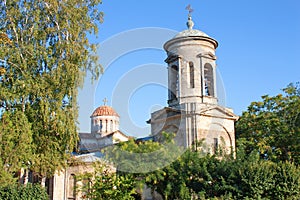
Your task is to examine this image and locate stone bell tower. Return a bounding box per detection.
[150,13,239,154]
[165,15,218,108]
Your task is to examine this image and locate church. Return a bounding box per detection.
[49,104,130,200]
[49,13,238,200]
[149,15,238,154]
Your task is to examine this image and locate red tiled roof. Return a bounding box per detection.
[91,105,119,117]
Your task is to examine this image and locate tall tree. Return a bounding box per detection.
[236,83,300,164]
[0,0,103,181]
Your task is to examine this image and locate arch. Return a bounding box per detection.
[169,65,179,100]
[208,122,233,154]
[189,62,195,88]
[163,124,179,134]
[204,63,214,96]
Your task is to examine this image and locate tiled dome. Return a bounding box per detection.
[91,105,119,117]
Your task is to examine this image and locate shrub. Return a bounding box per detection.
[0,183,48,200]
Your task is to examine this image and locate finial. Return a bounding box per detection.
[102,98,108,105]
[185,4,194,30]
[186,4,194,17]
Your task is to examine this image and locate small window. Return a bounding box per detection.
[105,120,108,132]
[204,63,214,96]
[189,62,195,88]
[169,65,179,100]
[99,120,102,132]
[213,138,218,154]
[110,120,113,132]
[68,174,76,200]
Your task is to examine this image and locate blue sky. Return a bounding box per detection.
[78,0,300,137]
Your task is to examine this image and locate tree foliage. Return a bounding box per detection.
[236,83,300,164]
[103,132,183,173]
[0,183,48,200]
[78,84,300,199]
[78,162,138,200]
[0,111,32,185]
[82,131,300,199]
[0,0,103,181]
[142,148,300,199]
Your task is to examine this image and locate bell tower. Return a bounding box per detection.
[150,9,239,154]
[164,15,218,108]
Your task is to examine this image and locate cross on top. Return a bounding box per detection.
[103,98,108,105]
[186,4,194,16]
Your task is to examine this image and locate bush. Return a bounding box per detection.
[0,183,48,200]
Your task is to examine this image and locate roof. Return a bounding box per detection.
[91,105,119,117]
[135,136,154,143]
[174,16,210,38]
[73,152,104,163]
[164,16,218,50]
[174,29,209,38]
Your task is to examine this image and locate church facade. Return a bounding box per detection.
[149,16,238,154]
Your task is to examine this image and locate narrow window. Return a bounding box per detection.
[213,138,219,154]
[99,120,102,132]
[68,174,76,200]
[189,62,195,88]
[110,120,113,132]
[105,120,108,132]
[204,63,214,96]
[169,65,179,100]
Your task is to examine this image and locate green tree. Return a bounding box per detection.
[0,111,32,186]
[0,183,48,200]
[0,0,103,182]
[143,147,300,199]
[103,132,182,173]
[236,83,300,164]
[78,162,138,200]
[88,133,300,199]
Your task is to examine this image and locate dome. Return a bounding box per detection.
[91,105,119,117]
[174,29,210,39]
[173,16,210,39]
[164,15,218,50]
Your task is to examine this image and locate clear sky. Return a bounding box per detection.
[78,0,300,137]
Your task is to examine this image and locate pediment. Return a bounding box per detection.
[199,106,239,120]
[150,105,239,123]
[197,52,217,60]
[150,107,182,121]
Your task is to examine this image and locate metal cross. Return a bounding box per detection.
[103,98,108,105]
[186,4,194,16]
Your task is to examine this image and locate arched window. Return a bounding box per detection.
[169,65,179,100]
[204,63,214,96]
[189,62,195,88]
[68,174,76,200]
[105,120,108,132]
[213,138,219,154]
[99,120,103,132]
[110,120,113,132]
